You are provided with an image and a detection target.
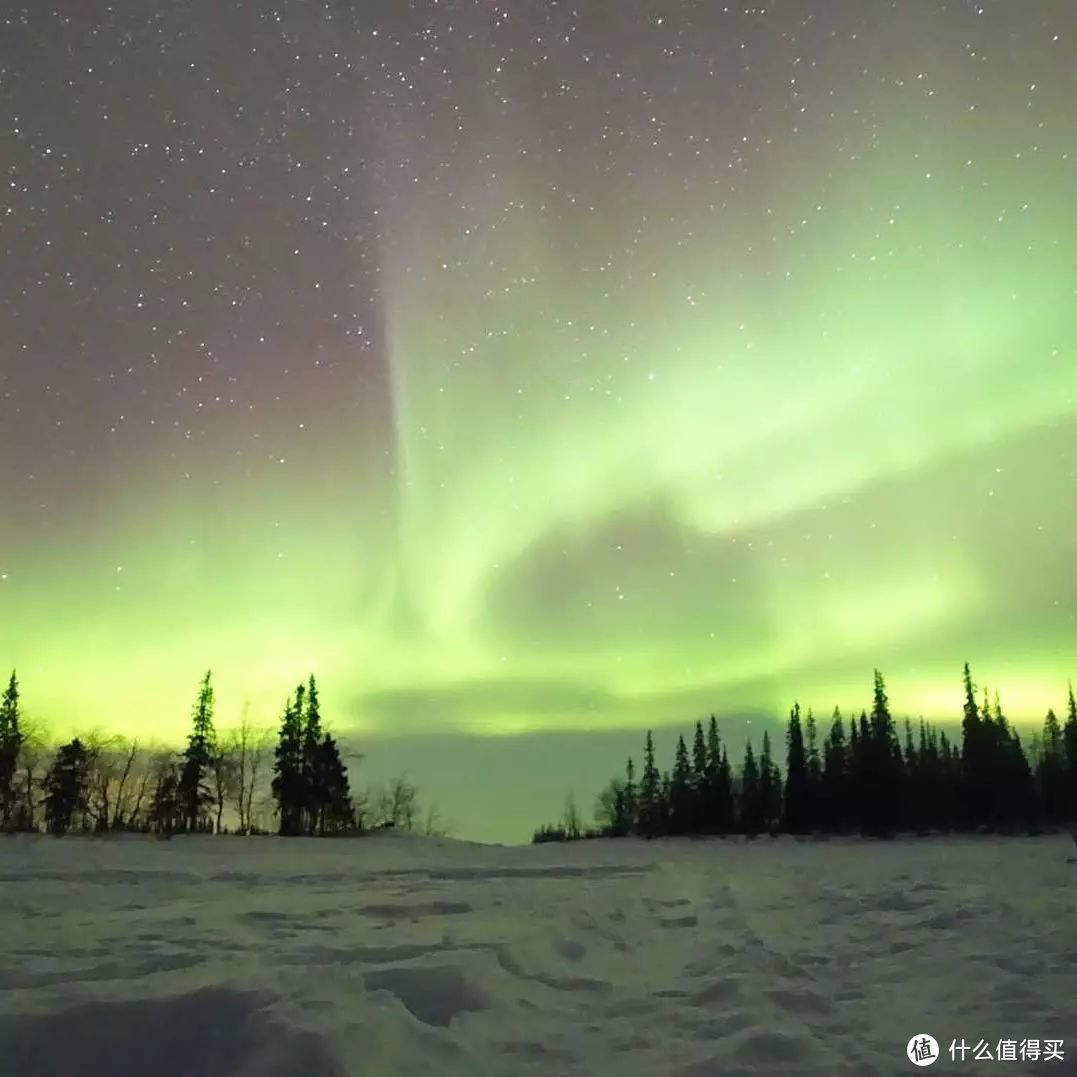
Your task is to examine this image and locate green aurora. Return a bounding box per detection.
[2,2,1075,770]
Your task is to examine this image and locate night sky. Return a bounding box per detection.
[2,2,1075,837]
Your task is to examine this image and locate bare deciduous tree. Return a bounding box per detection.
[81,732,144,831]
[370,774,420,830]
[228,705,275,834]
[14,716,50,831]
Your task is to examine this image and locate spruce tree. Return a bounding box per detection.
[302,675,324,835]
[902,719,922,833]
[716,746,734,833]
[1064,684,1077,821]
[316,732,354,834]
[961,662,988,827]
[0,671,23,830]
[759,731,781,831]
[43,739,92,835]
[638,730,660,837]
[739,740,761,836]
[691,720,707,831]
[657,771,672,836]
[804,707,821,830]
[670,735,693,834]
[272,689,306,835]
[151,763,181,835]
[178,671,216,833]
[703,716,721,832]
[918,720,940,831]
[783,703,809,834]
[822,708,846,831]
[623,757,637,834]
[866,669,901,835]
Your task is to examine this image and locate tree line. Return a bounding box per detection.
[535,664,1077,841]
[0,670,443,837]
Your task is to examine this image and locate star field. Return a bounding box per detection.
[1,1,1075,742]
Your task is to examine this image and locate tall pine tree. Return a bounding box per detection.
[739,740,761,836]
[638,730,660,837]
[1064,685,1077,820]
[0,672,22,830]
[783,703,809,833]
[302,675,324,835]
[759,731,781,831]
[670,735,693,834]
[43,739,92,835]
[272,689,305,836]
[691,720,708,832]
[178,671,216,833]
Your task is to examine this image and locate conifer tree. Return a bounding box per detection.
[739,740,761,836]
[702,716,721,832]
[0,671,23,830]
[961,662,989,826]
[902,719,934,834]
[804,707,821,829]
[822,708,846,831]
[315,732,355,834]
[865,669,901,835]
[917,720,939,831]
[759,730,781,831]
[1064,684,1077,820]
[623,757,637,834]
[43,739,92,835]
[272,688,306,835]
[938,730,962,831]
[151,762,182,835]
[716,746,734,833]
[638,730,660,837]
[657,771,672,835]
[990,691,1034,829]
[691,720,707,831]
[178,671,216,833]
[302,675,324,835]
[783,703,809,833]
[670,734,693,834]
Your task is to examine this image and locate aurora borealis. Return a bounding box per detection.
[1,2,1075,837]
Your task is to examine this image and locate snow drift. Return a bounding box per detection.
[1,831,1074,1076]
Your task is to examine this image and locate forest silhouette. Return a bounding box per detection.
[1,664,1075,842]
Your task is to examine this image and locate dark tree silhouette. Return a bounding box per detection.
[43,738,93,835]
[315,732,355,834]
[759,731,781,832]
[271,676,355,836]
[150,761,182,836]
[669,734,693,834]
[739,740,762,836]
[178,671,216,833]
[555,663,1077,845]
[638,730,660,837]
[0,671,23,830]
[703,715,733,833]
[302,675,324,835]
[272,687,306,836]
[821,707,847,831]
[691,720,707,830]
[1064,685,1077,819]
[804,707,821,830]
[623,757,637,834]
[783,703,809,834]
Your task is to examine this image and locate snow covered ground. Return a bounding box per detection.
[1,832,1074,1077]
